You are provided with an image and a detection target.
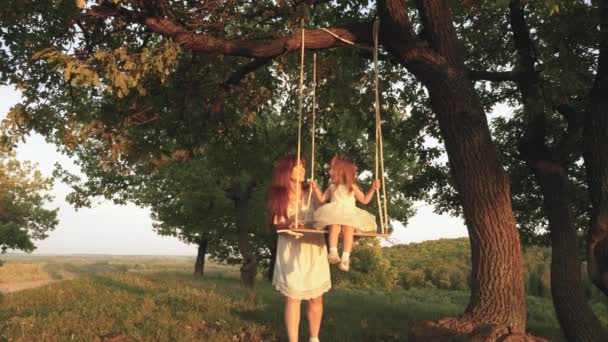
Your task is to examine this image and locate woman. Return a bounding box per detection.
[266,155,331,342]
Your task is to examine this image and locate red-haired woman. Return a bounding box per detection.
[310,156,380,272]
[266,155,331,342]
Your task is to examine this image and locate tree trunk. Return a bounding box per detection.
[507,2,608,339]
[267,235,277,282]
[584,0,608,299]
[531,163,608,341]
[377,0,528,338]
[235,194,257,288]
[424,73,527,335]
[194,235,208,276]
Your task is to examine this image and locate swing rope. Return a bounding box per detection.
[373,19,389,234]
[306,52,317,210]
[319,28,355,46]
[295,19,306,229]
[292,19,389,235]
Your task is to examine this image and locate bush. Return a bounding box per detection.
[331,238,398,289]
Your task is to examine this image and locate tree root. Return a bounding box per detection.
[407,317,548,342]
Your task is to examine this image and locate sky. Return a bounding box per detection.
[1,85,468,255]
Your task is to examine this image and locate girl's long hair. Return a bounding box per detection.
[266,155,308,227]
[330,155,357,192]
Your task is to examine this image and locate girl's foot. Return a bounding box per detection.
[328,252,341,264]
[338,258,350,272]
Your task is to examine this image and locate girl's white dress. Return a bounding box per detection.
[313,184,377,233]
[272,191,331,300]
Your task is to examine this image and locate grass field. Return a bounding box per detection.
[0,256,605,341]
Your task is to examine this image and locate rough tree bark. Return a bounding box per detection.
[377,1,529,339]
[194,235,209,276]
[585,0,608,299]
[267,235,277,282]
[508,1,608,340]
[230,181,258,288]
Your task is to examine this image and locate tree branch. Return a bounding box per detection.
[211,58,272,115]
[468,69,517,82]
[509,0,548,162]
[84,6,373,58]
[416,0,465,66]
[85,1,447,85]
[378,0,447,78]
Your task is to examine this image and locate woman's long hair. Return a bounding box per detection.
[266,155,308,226]
[330,155,357,192]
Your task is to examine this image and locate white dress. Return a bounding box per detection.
[312,184,377,233]
[272,191,331,300]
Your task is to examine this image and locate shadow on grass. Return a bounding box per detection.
[43,263,66,280]
[64,262,131,276]
[232,286,414,342]
[91,276,147,295]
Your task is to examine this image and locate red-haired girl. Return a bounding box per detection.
[266,155,331,342]
[310,156,380,271]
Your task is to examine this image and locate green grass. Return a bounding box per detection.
[0,256,597,341]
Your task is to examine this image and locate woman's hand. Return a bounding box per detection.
[309,179,318,189]
[277,221,305,239]
[289,221,305,229]
[282,230,304,239]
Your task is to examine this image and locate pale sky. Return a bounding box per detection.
[1,85,469,255]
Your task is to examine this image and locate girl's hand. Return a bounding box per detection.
[372,179,381,190]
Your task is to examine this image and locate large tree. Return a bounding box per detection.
[433,1,608,340]
[583,0,608,301]
[0,0,552,339]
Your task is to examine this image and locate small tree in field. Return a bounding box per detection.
[0,150,58,254]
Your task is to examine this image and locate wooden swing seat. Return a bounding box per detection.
[290,227,392,238]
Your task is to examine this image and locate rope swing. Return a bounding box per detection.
[294,18,306,229]
[291,18,390,237]
[373,19,389,234]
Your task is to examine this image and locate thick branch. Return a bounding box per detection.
[84,6,373,58]
[378,0,447,78]
[553,103,585,162]
[468,69,517,82]
[211,58,272,115]
[509,0,547,161]
[509,1,536,72]
[86,2,445,83]
[416,0,465,66]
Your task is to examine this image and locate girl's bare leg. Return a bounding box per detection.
[328,225,341,264]
[342,226,355,253]
[306,296,323,340]
[328,225,341,249]
[339,226,355,271]
[285,297,301,342]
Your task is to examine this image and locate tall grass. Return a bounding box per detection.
[0,256,588,341]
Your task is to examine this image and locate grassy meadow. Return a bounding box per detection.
[1,253,605,341]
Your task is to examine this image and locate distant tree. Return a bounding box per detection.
[0,149,58,253]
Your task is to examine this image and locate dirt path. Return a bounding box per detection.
[0,279,59,294]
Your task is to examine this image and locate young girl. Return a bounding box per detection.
[310,156,380,271]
